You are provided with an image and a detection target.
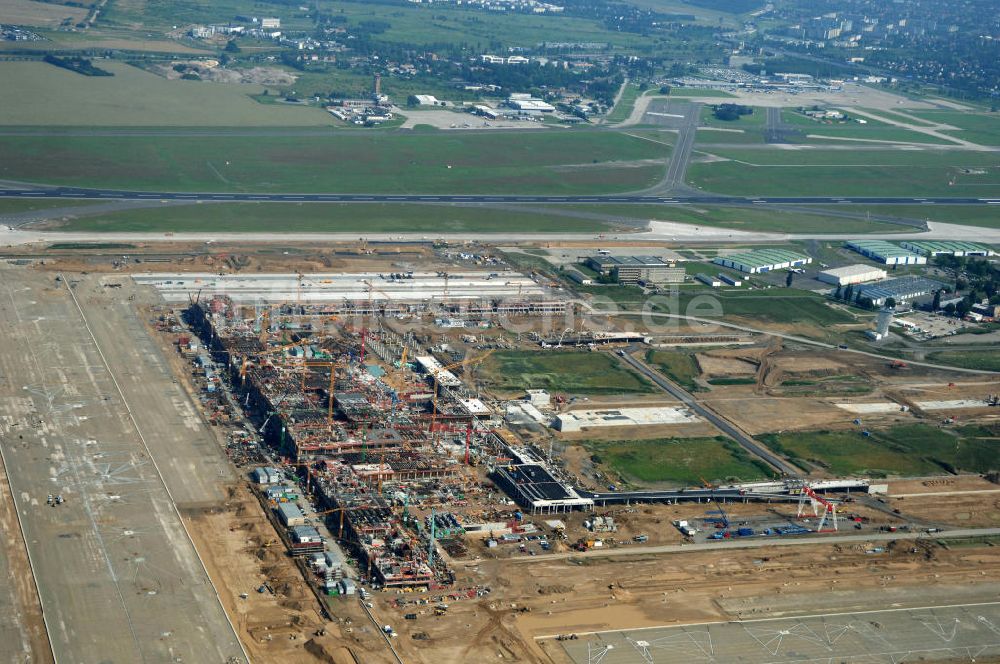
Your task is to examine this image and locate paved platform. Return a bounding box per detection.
[561,602,1000,664]
[0,265,244,663]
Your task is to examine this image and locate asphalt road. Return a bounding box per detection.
[0,186,998,206]
[656,101,700,192]
[616,350,804,477]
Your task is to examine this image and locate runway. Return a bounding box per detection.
[0,266,245,662]
[557,600,1000,664]
[0,186,997,206]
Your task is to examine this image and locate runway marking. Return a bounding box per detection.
[535,601,1000,641]
[743,622,830,656]
[60,275,249,663]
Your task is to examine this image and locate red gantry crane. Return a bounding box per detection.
[797,485,839,532]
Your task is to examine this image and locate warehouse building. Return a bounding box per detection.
[554,406,702,432]
[696,273,721,287]
[713,248,812,274]
[277,502,306,527]
[856,276,945,306]
[898,241,995,258]
[818,264,888,286]
[505,96,555,113]
[846,240,926,265]
[583,255,685,284]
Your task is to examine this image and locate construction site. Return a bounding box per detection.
[1,241,1000,664]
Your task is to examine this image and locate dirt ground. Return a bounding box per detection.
[370,533,1000,664]
[883,476,1000,527]
[703,394,903,434]
[150,62,299,87]
[23,242,439,275]
[695,352,757,375]
[184,483,393,664]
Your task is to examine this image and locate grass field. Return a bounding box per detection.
[538,203,909,234]
[927,351,1000,372]
[645,349,703,391]
[672,290,857,328]
[699,105,766,129]
[696,106,767,144]
[606,83,644,124]
[481,350,655,395]
[50,202,615,233]
[811,205,1000,229]
[0,130,666,194]
[0,61,333,127]
[688,148,1000,197]
[583,436,773,486]
[0,199,101,214]
[907,110,1000,146]
[760,424,1000,476]
[781,109,952,145]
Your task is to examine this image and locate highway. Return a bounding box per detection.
[0,186,998,206]
[616,350,804,476]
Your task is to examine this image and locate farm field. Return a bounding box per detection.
[99,0,316,33]
[0,130,666,194]
[688,148,1000,197]
[537,203,909,233]
[582,436,773,486]
[0,61,333,127]
[282,2,656,50]
[2,0,87,27]
[759,424,1000,476]
[48,202,615,233]
[480,350,655,396]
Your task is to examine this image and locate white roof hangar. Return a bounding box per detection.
[818,264,888,286]
[553,406,702,432]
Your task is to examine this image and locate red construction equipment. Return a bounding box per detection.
[796,485,839,532]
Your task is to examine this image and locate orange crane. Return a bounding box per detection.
[428,349,495,434]
[294,359,344,423]
[239,337,314,382]
[312,503,380,538]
